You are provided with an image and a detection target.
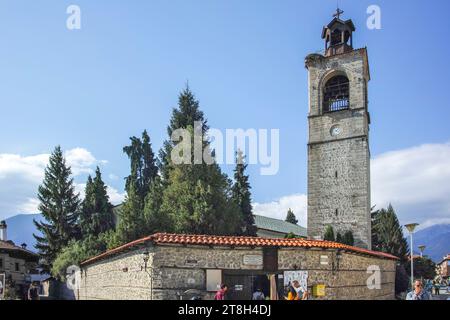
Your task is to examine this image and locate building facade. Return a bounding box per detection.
[306,12,372,249]
[436,254,450,279]
[0,221,39,297]
[78,233,397,300]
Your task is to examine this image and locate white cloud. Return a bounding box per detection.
[371,142,450,230]
[65,148,107,176]
[254,142,450,230]
[106,186,126,205]
[253,194,307,228]
[0,148,114,220]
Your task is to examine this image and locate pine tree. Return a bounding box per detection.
[323,225,335,241]
[285,208,298,225]
[232,151,256,236]
[159,86,208,182]
[80,167,114,237]
[33,146,80,272]
[160,87,242,235]
[371,204,408,262]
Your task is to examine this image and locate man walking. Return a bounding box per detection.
[406,280,432,300]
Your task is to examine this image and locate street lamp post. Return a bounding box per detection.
[418,245,426,258]
[405,223,419,290]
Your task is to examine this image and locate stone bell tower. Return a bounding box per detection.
[306,9,371,249]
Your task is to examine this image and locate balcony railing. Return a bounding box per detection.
[323,98,349,113]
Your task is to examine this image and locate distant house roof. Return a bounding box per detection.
[0,240,39,262]
[81,233,399,266]
[254,215,307,238]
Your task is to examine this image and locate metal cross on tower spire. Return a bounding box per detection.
[333,7,344,19]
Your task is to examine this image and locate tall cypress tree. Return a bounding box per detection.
[123,130,158,202]
[232,151,256,236]
[33,146,80,272]
[116,131,159,243]
[80,167,114,237]
[285,208,298,225]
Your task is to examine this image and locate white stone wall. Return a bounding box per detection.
[79,244,396,300]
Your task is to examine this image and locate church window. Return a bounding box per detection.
[323,75,350,112]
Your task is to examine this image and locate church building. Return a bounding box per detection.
[75,11,397,301]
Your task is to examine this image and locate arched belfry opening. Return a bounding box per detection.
[322,8,355,57]
[323,75,350,112]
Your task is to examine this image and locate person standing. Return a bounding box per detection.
[214,284,228,301]
[406,280,432,300]
[27,282,40,301]
[252,288,265,300]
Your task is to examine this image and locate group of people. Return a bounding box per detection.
[214,280,308,301]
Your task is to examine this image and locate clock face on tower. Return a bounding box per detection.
[330,125,342,137]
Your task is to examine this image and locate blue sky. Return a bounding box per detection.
[1,0,450,229]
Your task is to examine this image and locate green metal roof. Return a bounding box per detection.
[254,215,307,237]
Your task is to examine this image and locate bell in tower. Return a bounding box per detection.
[322,8,355,57]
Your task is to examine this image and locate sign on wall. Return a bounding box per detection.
[243,255,263,266]
[206,269,222,292]
[283,270,308,292]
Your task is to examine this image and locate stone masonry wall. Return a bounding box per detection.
[79,244,396,300]
[306,49,372,249]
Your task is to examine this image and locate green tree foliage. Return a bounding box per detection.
[143,176,172,234]
[159,86,208,181]
[284,232,299,239]
[79,167,114,237]
[395,264,410,295]
[405,256,436,280]
[160,87,242,235]
[371,204,408,262]
[115,180,146,244]
[323,225,335,241]
[336,232,343,244]
[232,151,255,236]
[285,208,298,225]
[52,231,114,279]
[115,131,159,244]
[342,231,354,246]
[123,130,158,202]
[372,204,410,294]
[33,146,80,272]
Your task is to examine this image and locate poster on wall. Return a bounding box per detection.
[283,270,308,292]
[0,273,5,300]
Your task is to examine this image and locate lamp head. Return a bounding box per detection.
[405,223,419,233]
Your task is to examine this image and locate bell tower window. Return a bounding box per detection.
[323,75,349,112]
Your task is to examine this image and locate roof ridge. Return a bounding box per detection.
[81,232,398,266]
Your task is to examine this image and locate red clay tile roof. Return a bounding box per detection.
[81,233,399,266]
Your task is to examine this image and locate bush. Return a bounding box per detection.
[342,231,354,246]
[323,225,335,241]
[52,233,112,280]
